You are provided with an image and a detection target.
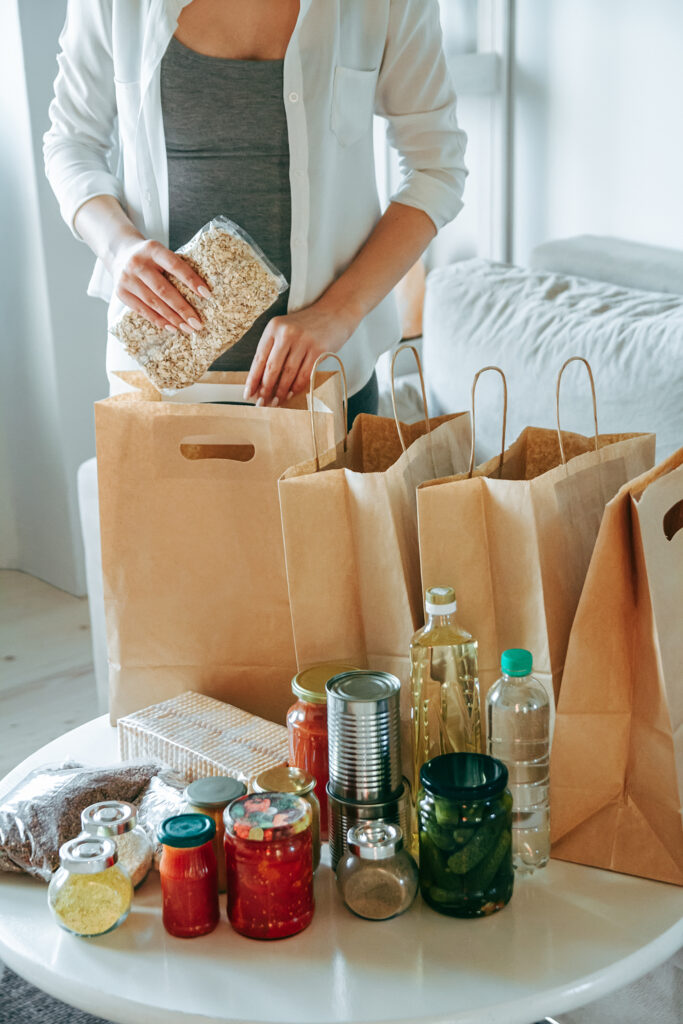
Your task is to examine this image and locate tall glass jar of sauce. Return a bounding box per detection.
[286,663,356,840]
[253,766,321,871]
[158,814,219,938]
[224,793,314,940]
[185,777,246,893]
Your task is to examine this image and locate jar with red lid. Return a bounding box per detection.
[224,793,314,940]
[158,814,219,938]
[286,663,356,840]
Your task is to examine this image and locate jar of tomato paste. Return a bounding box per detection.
[286,663,356,839]
[158,814,219,938]
[224,793,314,939]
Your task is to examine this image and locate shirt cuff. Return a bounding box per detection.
[390,169,465,232]
[58,170,125,239]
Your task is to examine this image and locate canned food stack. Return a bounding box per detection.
[326,671,409,869]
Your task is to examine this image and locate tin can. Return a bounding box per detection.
[327,781,411,870]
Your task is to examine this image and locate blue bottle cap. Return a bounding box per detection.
[500,648,533,677]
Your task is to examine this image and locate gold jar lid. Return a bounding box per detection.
[291,662,358,705]
[253,765,315,796]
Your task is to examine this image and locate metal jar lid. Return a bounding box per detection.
[253,765,315,797]
[81,801,137,837]
[292,663,358,704]
[347,822,403,860]
[59,836,118,873]
[326,670,400,707]
[184,776,246,810]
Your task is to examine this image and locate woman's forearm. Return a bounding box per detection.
[73,195,144,275]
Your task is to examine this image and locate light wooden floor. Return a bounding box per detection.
[0,570,98,779]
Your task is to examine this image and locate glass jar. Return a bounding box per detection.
[185,776,246,892]
[336,822,418,920]
[158,814,219,938]
[253,765,321,871]
[224,793,314,939]
[81,800,153,889]
[287,663,356,840]
[418,753,513,918]
[48,836,133,937]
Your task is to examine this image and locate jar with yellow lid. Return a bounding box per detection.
[185,776,246,892]
[286,662,356,840]
[253,765,321,870]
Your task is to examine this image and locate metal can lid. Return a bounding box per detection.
[420,753,508,801]
[184,776,246,810]
[225,793,311,841]
[158,813,216,848]
[81,801,137,836]
[347,822,403,860]
[292,663,358,704]
[253,766,315,797]
[59,836,118,873]
[326,670,400,704]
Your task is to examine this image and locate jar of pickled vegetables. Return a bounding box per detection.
[224,793,314,939]
[158,814,219,938]
[185,777,246,892]
[286,663,356,840]
[253,765,321,871]
[418,753,513,918]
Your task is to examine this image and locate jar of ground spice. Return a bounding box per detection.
[81,801,153,888]
[47,836,133,937]
[336,822,418,921]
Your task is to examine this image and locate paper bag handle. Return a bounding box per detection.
[468,366,508,479]
[556,356,599,465]
[309,353,349,471]
[390,344,430,453]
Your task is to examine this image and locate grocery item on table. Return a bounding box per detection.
[253,766,321,871]
[287,663,357,840]
[185,776,246,893]
[118,691,289,785]
[336,822,418,921]
[80,801,154,888]
[0,761,158,880]
[224,793,314,939]
[47,836,133,937]
[418,753,513,918]
[158,814,219,938]
[327,782,411,871]
[135,769,188,871]
[486,649,550,873]
[110,217,288,391]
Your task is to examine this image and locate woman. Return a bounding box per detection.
[44,0,467,415]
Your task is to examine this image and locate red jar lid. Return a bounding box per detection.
[225,793,311,841]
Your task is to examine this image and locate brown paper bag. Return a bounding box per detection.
[278,349,473,765]
[550,448,683,884]
[417,359,656,713]
[96,370,345,724]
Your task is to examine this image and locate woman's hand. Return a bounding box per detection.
[243,301,359,406]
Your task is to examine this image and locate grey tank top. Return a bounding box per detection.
[161,35,291,370]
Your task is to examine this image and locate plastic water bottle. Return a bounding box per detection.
[486,649,550,873]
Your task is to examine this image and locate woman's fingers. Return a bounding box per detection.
[289,353,318,397]
[153,244,211,299]
[271,349,306,406]
[116,288,178,332]
[138,265,203,330]
[244,326,276,401]
[130,279,197,332]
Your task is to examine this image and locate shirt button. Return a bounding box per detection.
[288,91,299,103]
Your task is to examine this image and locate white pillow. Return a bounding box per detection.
[423,259,683,463]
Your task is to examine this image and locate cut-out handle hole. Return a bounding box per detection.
[663,499,683,541]
[180,437,256,462]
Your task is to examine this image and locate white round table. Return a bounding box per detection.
[0,716,681,1024]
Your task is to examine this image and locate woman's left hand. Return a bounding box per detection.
[243,301,358,406]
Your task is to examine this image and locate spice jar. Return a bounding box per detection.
[336,822,418,921]
[418,753,514,918]
[81,800,153,888]
[184,777,246,892]
[253,765,321,871]
[158,814,219,938]
[48,836,133,937]
[287,663,356,839]
[224,793,314,939]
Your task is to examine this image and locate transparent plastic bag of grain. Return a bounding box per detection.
[110,216,289,392]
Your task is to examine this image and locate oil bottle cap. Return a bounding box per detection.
[501,648,533,677]
[425,586,457,615]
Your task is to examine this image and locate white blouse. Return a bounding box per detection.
[44,0,467,396]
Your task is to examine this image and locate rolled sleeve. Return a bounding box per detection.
[375,0,468,231]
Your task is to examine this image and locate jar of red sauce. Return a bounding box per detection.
[158,814,219,938]
[253,766,321,871]
[286,663,356,840]
[184,776,246,893]
[224,793,314,940]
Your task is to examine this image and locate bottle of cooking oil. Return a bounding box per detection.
[410,586,482,802]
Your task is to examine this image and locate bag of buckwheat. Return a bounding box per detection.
[110,217,288,392]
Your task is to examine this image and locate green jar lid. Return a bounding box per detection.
[420,753,508,801]
[184,776,246,810]
[158,813,215,848]
[501,648,533,677]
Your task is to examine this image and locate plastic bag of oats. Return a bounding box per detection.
[110,217,288,392]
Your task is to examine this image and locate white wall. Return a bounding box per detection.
[514,0,683,261]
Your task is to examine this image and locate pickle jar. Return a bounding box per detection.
[80,800,153,889]
[224,793,314,940]
[253,765,321,871]
[48,836,133,937]
[418,753,513,918]
[185,776,246,892]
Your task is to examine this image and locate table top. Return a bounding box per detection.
[1,716,682,1024]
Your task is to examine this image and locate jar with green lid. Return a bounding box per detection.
[418,753,513,918]
[253,765,321,870]
[81,800,153,888]
[185,776,246,892]
[48,836,133,937]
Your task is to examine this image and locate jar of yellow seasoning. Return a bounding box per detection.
[184,777,246,893]
[253,766,321,871]
[48,836,133,937]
